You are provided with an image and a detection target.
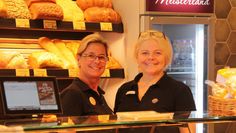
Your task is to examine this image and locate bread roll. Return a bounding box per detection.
[84,7,121,23]
[76,0,112,10]
[29,2,63,20]
[0,51,28,69]
[28,51,65,68]
[53,39,78,69]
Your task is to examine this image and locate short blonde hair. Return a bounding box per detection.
[77,33,108,56]
[134,30,173,70]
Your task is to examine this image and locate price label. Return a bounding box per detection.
[68,69,78,77]
[43,20,57,29]
[98,115,109,121]
[101,69,110,77]
[15,19,30,28]
[33,69,47,76]
[16,69,30,76]
[100,22,112,31]
[73,21,86,30]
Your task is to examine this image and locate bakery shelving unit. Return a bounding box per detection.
[0,18,125,90]
[0,18,123,39]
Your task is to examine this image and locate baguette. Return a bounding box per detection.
[65,41,81,57]
[38,37,70,68]
[53,39,78,69]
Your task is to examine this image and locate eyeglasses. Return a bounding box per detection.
[138,31,166,40]
[81,54,108,63]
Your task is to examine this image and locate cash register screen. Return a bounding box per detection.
[0,77,62,116]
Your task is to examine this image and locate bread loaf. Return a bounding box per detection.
[56,0,84,21]
[29,2,63,20]
[38,37,70,68]
[0,0,7,18]
[25,0,56,7]
[76,0,112,10]
[28,51,65,68]
[65,41,81,57]
[4,0,31,19]
[7,54,28,69]
[0,51,28,69]
[53,39,78,69]
[84,7,121,23]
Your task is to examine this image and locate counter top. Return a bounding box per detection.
[0,111,236,132]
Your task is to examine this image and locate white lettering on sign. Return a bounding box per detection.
[155,0,210,5]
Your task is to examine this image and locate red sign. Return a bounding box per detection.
[146,0,214,13]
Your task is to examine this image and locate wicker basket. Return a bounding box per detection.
[208,95,236,116]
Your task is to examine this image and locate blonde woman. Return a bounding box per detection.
[114,30,196,133]
[61,33,113,116]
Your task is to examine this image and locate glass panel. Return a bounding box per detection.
[1,111,236,132]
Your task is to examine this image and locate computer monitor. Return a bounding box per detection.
[0,76,62,118]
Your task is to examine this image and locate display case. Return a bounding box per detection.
[0,111,235,133]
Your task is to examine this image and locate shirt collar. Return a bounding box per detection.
[74,78,105,95]
[132,72,169,88]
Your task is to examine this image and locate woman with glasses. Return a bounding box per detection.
[60,33,113,116]
[114,30,196,133]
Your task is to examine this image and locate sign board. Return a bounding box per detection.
[146,0,214,13]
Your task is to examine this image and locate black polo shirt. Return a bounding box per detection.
[60,78,113,116]
[114,73,196,133]
[114,73,196,113]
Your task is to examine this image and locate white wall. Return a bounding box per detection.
[101,0,141,110]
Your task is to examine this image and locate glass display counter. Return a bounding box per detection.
[0,111,236,133]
